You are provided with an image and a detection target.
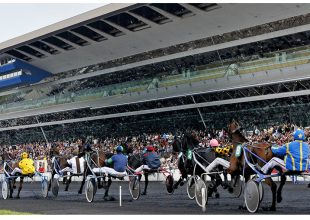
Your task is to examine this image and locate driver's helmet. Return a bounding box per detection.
[293,129,305,141]
[21,152,28,159]
[210,139,219,147]
[116,145,123,153]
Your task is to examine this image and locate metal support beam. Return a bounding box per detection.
[126,11,158,26]
[35,116,49,144]
[67,30,98,44]
[102,19,132,35]
[84,25,111,39]
[147,5,181,21]
[191,95,207,129]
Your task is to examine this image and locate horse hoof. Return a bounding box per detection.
[64,189,68,192]
[180,182,184,186]
[13,186,16,189]
[262,206,276,211]
[141,192,147,196]
[238,205,247,210]
[215,192,220,199]
[222,184,228,189]
[277,196,282,203]
[16,196,20,199]
[308,183,310,188]
[228,187,234,194]
[78,190,82,194]
[104,196,115,201]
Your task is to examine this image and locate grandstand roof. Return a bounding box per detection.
[0,3,309,74]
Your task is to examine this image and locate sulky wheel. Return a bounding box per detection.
[41,179,49,198]
[2,180,10,200]
[244,179,260,213]
[85,178,96,203]
[129,176,140,200]
[252,176,264,202]
[258,181,264,202]
[165,174,174,194]
[52,178,59,197]
[187,175,197,200]
[232,175,243,198]
[194,179,208,207]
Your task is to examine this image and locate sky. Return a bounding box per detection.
[0,0,305,44]
[0,3,108,43]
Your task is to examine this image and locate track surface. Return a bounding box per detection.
[0,180,309,215]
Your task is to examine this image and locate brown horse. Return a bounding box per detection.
[1,151,30,199]
[227,119,286,211]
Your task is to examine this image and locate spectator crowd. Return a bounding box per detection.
[1,122,309,173]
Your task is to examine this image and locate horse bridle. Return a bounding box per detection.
[229,120,241,134]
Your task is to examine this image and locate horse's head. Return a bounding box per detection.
[227,118,241,135]
[50,145,60,157]
[183,131,200,150]
[127,153,142,169]
[125,146,134,155]
[1,151,14,161]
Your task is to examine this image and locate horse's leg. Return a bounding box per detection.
[276,175,286,203]
[64,176,72,191]
[222,169,229,189]
[213,174,222,198]
[104,177,115,201]
[173,177,182,189]
[262,177,277,211]
[97,177,103,189]
[16,177,23,199]
[48,170,55,191]
[142,173,149,195]
[9,179,13,198]
[78,173,86,194]
[12,177,16,189]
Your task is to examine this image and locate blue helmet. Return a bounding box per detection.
[293,129,305,141]
[116,145,123,153]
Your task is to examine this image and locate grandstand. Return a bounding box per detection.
[1,3,310,144]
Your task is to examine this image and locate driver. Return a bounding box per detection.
[261,129,309,174]
[11,152,35,176]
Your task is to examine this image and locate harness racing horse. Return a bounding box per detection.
[227,119,286,211]
[77,145,115,200]
[48,145,77,193]
[1,151,31,199]
[127,147,158,196]
[172,132,230,197]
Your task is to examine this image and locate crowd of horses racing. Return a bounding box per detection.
[1,119,309,213]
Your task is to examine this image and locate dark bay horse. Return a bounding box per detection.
[127,149,157,196]
[172,132,229,197]
[1,151,31,199]
[77,145,115,200]
[48,145,77,193]
[227,119,286,211]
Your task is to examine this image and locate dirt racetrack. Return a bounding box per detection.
[0,181,309,215]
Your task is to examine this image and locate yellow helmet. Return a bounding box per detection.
[21,152,28,159]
